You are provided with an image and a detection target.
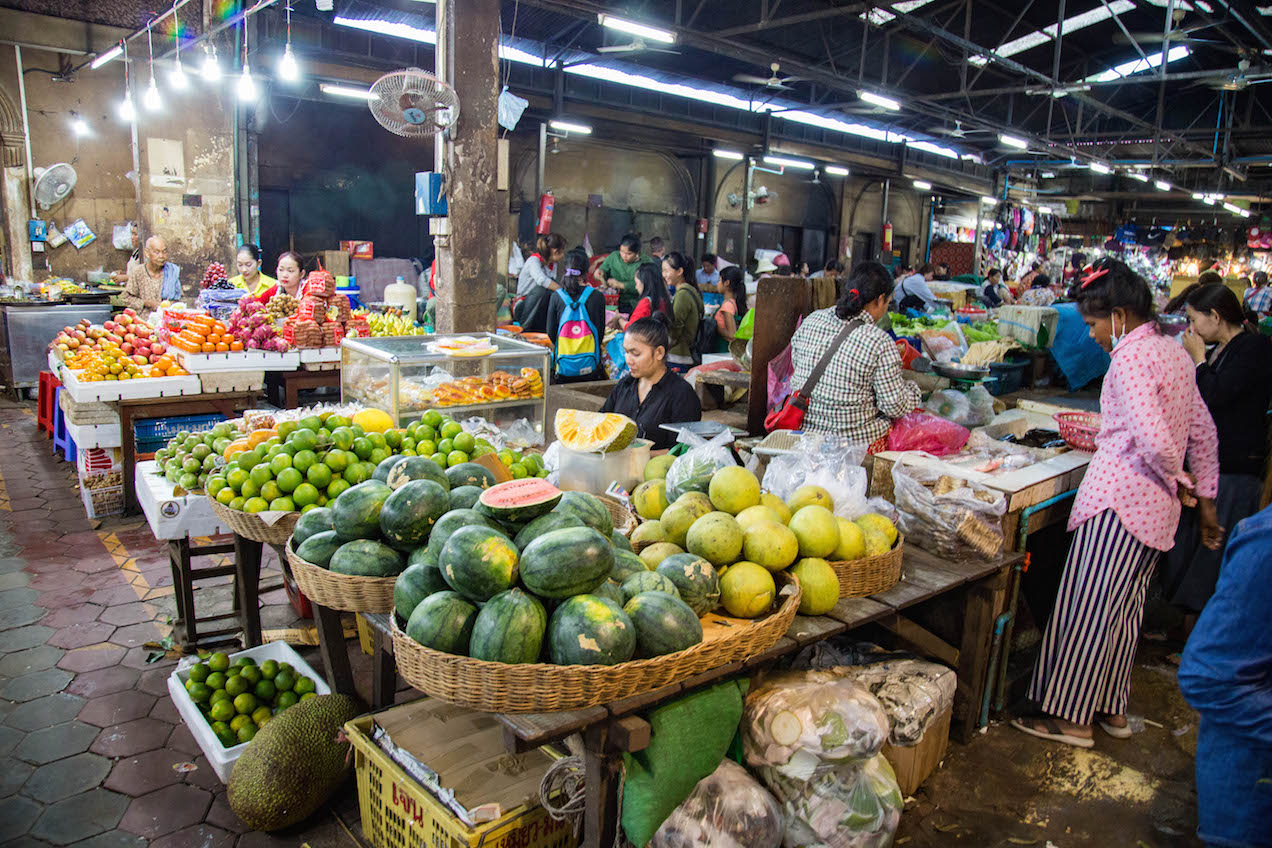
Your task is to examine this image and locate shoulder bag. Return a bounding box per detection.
[764,317,864,432]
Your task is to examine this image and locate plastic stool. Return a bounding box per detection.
[51,388,77,463]
[36,371,61,438]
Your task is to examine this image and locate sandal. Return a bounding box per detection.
[1010,716,1094,748]
[1097,715,1133,739]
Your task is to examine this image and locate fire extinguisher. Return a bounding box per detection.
[536,193,555,235]
[882,222,893,256]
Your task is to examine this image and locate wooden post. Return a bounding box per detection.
[746,275,812,434]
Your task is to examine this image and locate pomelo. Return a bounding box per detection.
[632,479,670,520]
[644,454,675,481]
[787,485,834,514]
[787,504,840,559]
[719,562,776,618]
[832,517,867,561]
[856,513,898,546]
[685,512,744,567]
[660,497,713,548]
[708,466,761,515]
[741,520,800,572]
[638,541,684,570]
[735,504,784,529]
[630,521,666,548]
[759,493,792,524]
[789,557,839,615]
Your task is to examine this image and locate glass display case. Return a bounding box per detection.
[341,334,550,431]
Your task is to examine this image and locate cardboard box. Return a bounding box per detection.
[319,250,351,277]
[882,706,951,796]
[340,240,375,260]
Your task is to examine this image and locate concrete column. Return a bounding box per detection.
[433,0,500,333]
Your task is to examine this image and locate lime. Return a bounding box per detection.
[277,420,299,440]
[343,464,369,485]
[401,437,416,451]
[452,432,475,453]
[209,699,236,722]
[216,488,236,506]
[431,453,449,468]
[399,449,417,457]
[323,450,349,474]
[239,665,262,685]
[274,670,296,692]
[252,705,273,725]
[291,449,318,475]
[187,663,210,683]
[367,432,387,450]
[350,424,365,437]
[509,463,528,479]
[436,438,454,455]
[289,429,319,453]
[368,447,390,466]
[300,692,317,702]
[278,663,294,675]
[207,477,227,496]
[275,691,299,710]
[259,481,282,503]
[447,450,470,467]
[269,453,293,475]
[236,724,257,743]
[263,437,281,450]
[440,421,462,440]
[207,652,230,672]
[230,714,253,733]
[300,503,319,514]
[299,414,323,431]
[352,437,373,460]
[422,410,443,428]
[384,429,403,449]
[187,682,213,704]
[209,689,231,705]
[229,496,246,511]
[225,665,240,676]
[328,414,351,430]
[243,497,269,514]
[418,424,437,443]
[417,440,437,457]
[182,457,201,475]
[275,467,303,493]
[292,676,316,696]
[330,427,355,451]
[239,479,260,500]
[233,692,258,714]
[178,473,199,491]
[496,450,516,466]
[300,462,331,490]
[327,478,351,499]
[248,464,273,488]
[235,656,256,666]
[224,675,250,697]
[259,659,278,680]
[269,497,295,512]
[293,483,320,508]
[212,722,236,748]
[205,671,226,690]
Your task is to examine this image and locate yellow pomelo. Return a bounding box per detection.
[630,521,666,547]
[708,466,762,515]
[632,480,670,520]
[742,520,800,572]
[351,408,393,434]
[856,513,898,546]
[644,454,675,481]
[719,562,777,618]
[735,505,784,529]
[789,558,839,615]
[787,485,834,514]
[686,512,744,566]
[787,505,840,558]
[638,542,684,570]
[675,491,713,512]
[862,529,892,557]
[759,493,792,524]
[831,518,866,561]
[660,498,713,547]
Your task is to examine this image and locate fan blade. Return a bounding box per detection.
[777,76,808,83]
[733,73,774,85]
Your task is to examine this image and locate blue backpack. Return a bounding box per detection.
[554,287,600,377]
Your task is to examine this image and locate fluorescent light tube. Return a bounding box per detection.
[597,14,675,44]
[713,149,744,160]
[999,134,1028,149]
[1155,180,1171,191]
[1192,192,1204,200]
[763,155,815,170]
[1128,172,1150,182]
[320,84,376,100]
[912,179,932,190]
[859,91,901,111]
[981,196,997,204]
[91,43,124,69]
[550,119,592,134]
[1089,162,1112,174]
[1037,205,1053,213]
[824,165,850,176]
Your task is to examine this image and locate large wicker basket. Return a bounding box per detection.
[207,494,299,546]
[597,492,638,537]
[391,573,803,712]
[829,535,905,598]
[285,543,396,614]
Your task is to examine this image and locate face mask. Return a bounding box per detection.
[1110,313,1126,349]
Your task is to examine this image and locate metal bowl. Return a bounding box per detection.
[933,361,991,381]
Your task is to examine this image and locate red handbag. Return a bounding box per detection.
[764,318,863,432]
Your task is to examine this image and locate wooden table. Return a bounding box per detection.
[118,391,259,515]
[358,546,1020,848]
[264,368,341,409]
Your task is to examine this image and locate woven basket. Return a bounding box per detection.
[598,493,638,537]
[285,543,396,614]
[829,535,905,599]
[391,573,803,713]
[207,494,299,546]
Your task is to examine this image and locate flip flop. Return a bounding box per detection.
[1010,716,1094,748]
[1097,717,1133,739]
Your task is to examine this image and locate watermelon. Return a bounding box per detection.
[610,549,651,583]
[469,589,547,664]
[548,595,636,666]
[440,526,520,602]
[520,527,613,599]
[330,539,405,577]
[385,456,450,491]
[425,509,505,560]
[619,571,680,604]
[292,507,334,548]
[407,547,438,569]
[394,562,449,621]
[513,512,585,551]
[655,554,721,616]
[332,481,393,540]
[553,491,613,538]
[623,592,704,657]
[372,455,408,484]
[447,486,484,511]
[594,579,626,606]
[295,530,344,569]
[477,478,563,523]
[405,591,478,655]
[611,531,633,552]
[445,462,498,490]
[379,480,449,549]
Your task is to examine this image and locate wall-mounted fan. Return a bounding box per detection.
[368,68,460,138]
[32,163,77,210]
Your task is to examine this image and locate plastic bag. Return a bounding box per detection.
[885,412,970,456]
[761,435,870,520]
[650,759,784,848]
[664,429,737,501]
[605,330,629,380]
[923,385,994,429]
[757,755,903,848]
[742,671,889,771]
[890,458,1006,562]
[767,343,795,413]
[736,308,756,341]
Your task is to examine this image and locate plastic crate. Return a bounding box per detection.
[81,484,124,518]
[986,358,1029,397]
[346,713,578,848]
[133,414,225,448]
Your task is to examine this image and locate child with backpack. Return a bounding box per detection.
[546,250,607,383]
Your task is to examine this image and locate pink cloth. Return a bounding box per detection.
[1069,322,1220,551]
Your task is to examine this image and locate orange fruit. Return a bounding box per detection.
[246,429,277,449]
[215,343,229,352]
[224,438,251,460]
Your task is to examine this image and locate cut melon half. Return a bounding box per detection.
[555,409,637,453]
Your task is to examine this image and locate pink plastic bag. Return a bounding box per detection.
[766,344,795,413]
[885,412,970,456]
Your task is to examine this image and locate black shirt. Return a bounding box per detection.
[1195,330,1272,474]
[600,369,702,449]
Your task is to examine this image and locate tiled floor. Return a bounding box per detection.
[0,402,369,847]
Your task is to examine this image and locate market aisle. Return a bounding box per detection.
[0,398,365,848]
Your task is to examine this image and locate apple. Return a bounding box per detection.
[136,344,150,357]
[123,308,136,317]
[121,342,134,355]
[132,355,147,366]
[149,342,166,356]
[104,320,117,331]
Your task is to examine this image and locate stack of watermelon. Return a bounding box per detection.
[293,459,717,667]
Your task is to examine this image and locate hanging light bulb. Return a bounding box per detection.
[278,3,300,81]
[238,63,257,100]
[169,1,187,89]
[144,22,162,110]
[119,95,136,122]
[201,43,221,81]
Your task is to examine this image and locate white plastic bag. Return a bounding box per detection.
[650,759,784,848]
[758,755,903,848]
[891,458,1006,561]
[761,435,870,519]
[664,429,737,501]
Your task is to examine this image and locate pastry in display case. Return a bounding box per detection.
[340,334,550,431]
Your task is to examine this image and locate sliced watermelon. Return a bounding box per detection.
[477,478,562,523]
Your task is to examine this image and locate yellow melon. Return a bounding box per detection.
[554,409,637,452]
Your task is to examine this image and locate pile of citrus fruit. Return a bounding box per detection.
[154,422,238,491]
[182,652,318,747]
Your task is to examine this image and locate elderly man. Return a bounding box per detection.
[121,236,181,312]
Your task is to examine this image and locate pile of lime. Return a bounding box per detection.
[153,421,237,492]
[184,652,318,747]
[403,410,548,479]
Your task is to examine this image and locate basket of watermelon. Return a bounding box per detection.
[386,483,803,713]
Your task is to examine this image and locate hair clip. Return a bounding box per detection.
[849,288,859,296]
[1080,267,1109,289]
[564,268,583,277]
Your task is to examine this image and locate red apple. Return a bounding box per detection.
[123,308,135,317]
[104,320,116,331]
[150,342,166,356]
[121,342,134,355]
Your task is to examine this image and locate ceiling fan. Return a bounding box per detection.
[1112,15,1239,52]
[927,120,994,138]
[732,62,805,90]
[597,36,679,55]
[1203,57,1272,90]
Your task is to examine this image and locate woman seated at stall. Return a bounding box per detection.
[545,251,606,384]
[713,266,749,343]
[229,244,276,297]
[258,251,305,301]
[600,316,702,450]
[665,252,703,373]
[789,261,922,451]
[515,233,565,334]
[1018,273,1057,306]
[622,262,673,329]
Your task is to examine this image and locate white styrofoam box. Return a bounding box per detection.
[167,641,331,783]
[298,347,341,363]
[177,350,301,373]
[61,368,204,403]
[66,418,123,450]
[47,349,62,374]
[135,460,230,540]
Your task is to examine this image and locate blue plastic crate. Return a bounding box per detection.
[133,413,225,444]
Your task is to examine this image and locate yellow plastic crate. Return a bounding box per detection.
[345,715,579,848]
[355,614,374,656]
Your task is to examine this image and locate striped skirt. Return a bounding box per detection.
[1027,509,1161,725]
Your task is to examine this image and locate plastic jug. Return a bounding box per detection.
[384,276,418,324]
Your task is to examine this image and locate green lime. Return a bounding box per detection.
[291,449,318,475]
[239,479,260,500]
[330,428,355,451]
[368,447,390,466]
[212,722,236,748]
[269,453,293,475]
[350,424,365,437]
[300,503,319,513]
[306,464,333,489]
[230,714,253,733]
[209,688,231,705]
[233,693,258,715]
[496,450,516,466]
[229,496,246,511]
[275,467,303,493]
[209,699,236,722]
[248,464,273,488]
[447,450,469,467]
[401,437,416,451]
[252,705,273,727]
[235,657,256,666]
[417,440,437,457]
[299,415,323,432]
[268,497,296,512]
[274,670,296,692]
[452,432,475,453]
[323,450,349,474]
[207,477,227,496]
[275,691,299,710]
[367,432,387,450]
[293,483,320,508]
[187,663,209,683]
[299,692,317,702]
[327,478,351,499]
[343,464,369,485]
[224,675,250,697]
[259,481,282,503]
[236,724,257,743]
[226,467,249,491]
[509,463,528,479]
[422,410,443,428]
[178,473,199,491]
[384,429,403,449]
[259,660,278,680]
[278,662,294,675]
[216,488,236,506]
[292,676,317,696]
[207,653,230,672]
[440,421,462,440]
[418,424,437,443]
[254,679,277,701]
[399,449,417,457]
[352,438,373,460]
[205,671,226,690]
[430,452,449,468]
[243,497,269,514]
[436,438,454,455]
[187,682,213,704]
[289,430,319,453]
[277,420,299,440]
[239,664,262,685]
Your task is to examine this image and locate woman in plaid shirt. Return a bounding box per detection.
[790,261,921,447]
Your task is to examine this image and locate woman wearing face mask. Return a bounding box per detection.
[599,316,701,449]
[664,251,703,374]
[259,251,305,301]
[1012,258,1222,749]
[1159,284,1272,630]
[228,244,276,297]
